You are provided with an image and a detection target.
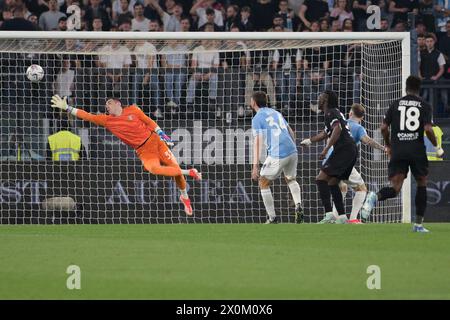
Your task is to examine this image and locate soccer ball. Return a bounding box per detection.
[26,64,44,82]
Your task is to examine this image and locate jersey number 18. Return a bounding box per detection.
[398,106,420,131]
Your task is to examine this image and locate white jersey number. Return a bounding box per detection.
[398,106,420,131]
[266,114,287,136]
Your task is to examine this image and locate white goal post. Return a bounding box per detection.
[0,31,411,224]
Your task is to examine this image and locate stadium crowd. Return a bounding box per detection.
[0,0,448,128]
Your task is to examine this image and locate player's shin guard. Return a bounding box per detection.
[377,187,397,201]
[415,186,427,224]
[287,180,302,205]
[316,180,332,213]
[261,188,276,220]
[329,184,346,216]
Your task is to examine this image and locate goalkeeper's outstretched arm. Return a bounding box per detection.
[51,95,108,126]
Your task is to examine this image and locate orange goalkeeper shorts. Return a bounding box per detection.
[135,133,182,177]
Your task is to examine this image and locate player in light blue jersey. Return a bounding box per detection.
[317,103,386,224]
[251,91,304,224]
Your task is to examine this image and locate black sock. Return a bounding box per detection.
[316,180,332,213]
[415,186,427,224]
[377,187,398,201]
[329,184,345,216]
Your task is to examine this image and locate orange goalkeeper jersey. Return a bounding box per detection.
[77,105,158,149]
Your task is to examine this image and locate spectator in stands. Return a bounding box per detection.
[418,0,435,33]
[271,45,302,112]
[149,18,161,31]
[330,18,342,31]
[309,20,321,31]
[0,5,37,30]
[240,6,254,31]
[114,0,134,26]
[27,14,40,29]
[438,21,450,67]
[342,17,354,31]
[435,0,450,32]
[96,39,131,101]
[148,0,183,31]
[190,0,224,30]
[186,39,220,113]
[57,16,67,31]
[224,4,240,31]
[53,60,75,105]
[269,13,285,31]
[197,7,223,31]
[352,0,369,31]
[277,0,296,31]
[303,46,330,113]
[132,38,162,118]
[47,117,85,161]
[377,0,393,23]
[320,17,330,31]
[379,18,389,31]
[92,16,103,31]
[221,25,251,117]
[389,0,419,28]
[131,3,150,31]
[252,0,277,31]
[393,20,407,32]
[163,0,177,14]
[119,19,132,31]
[299,0,329,31]
[417,33,426,51]
[330,0,354,29]
[248,45,276,107]
[39,0,66,30]
[85,0,112,31]
[415,20,427,34]
[420,34,448,110]
[160,40,188,112]
[180,16,192,31]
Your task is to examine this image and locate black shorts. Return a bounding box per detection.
[321,145,357,180]
[388,154,428,179]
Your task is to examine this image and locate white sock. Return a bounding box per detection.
[287,180,302,205]
[181,169,190,175]
[350,191,367,220]
[180,189,188,198]
[261,188,276,220]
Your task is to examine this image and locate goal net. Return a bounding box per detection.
[0,32,409,224]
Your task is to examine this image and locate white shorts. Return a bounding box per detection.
[260,153,297,180]
[341,167,365,188]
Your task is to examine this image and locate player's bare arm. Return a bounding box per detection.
[320,122,341,160]
[252,134,263,181]
[425,123,444,157]
[301,130,327,146]
[360,135,385,151]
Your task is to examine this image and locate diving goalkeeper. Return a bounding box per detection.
[50,95,202,216]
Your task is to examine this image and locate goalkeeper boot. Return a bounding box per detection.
[361,191,377,220]
[413,224,430,233]
[348,219,363,224]
[180,196,193,216]
[335,215,349,224]
[318,212,336,224]
[189,168,202,181]
[265,216,279,224]
[295,203,304,223]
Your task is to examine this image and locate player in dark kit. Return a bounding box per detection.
[361,76,444,233]
[301,91,358,223]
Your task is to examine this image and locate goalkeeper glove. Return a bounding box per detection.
[300,138,312,146]
[51,95,68,111]
[155,127,174,146]
[436,146,444,158]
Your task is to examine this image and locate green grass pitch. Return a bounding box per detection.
[1,224,450,299]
